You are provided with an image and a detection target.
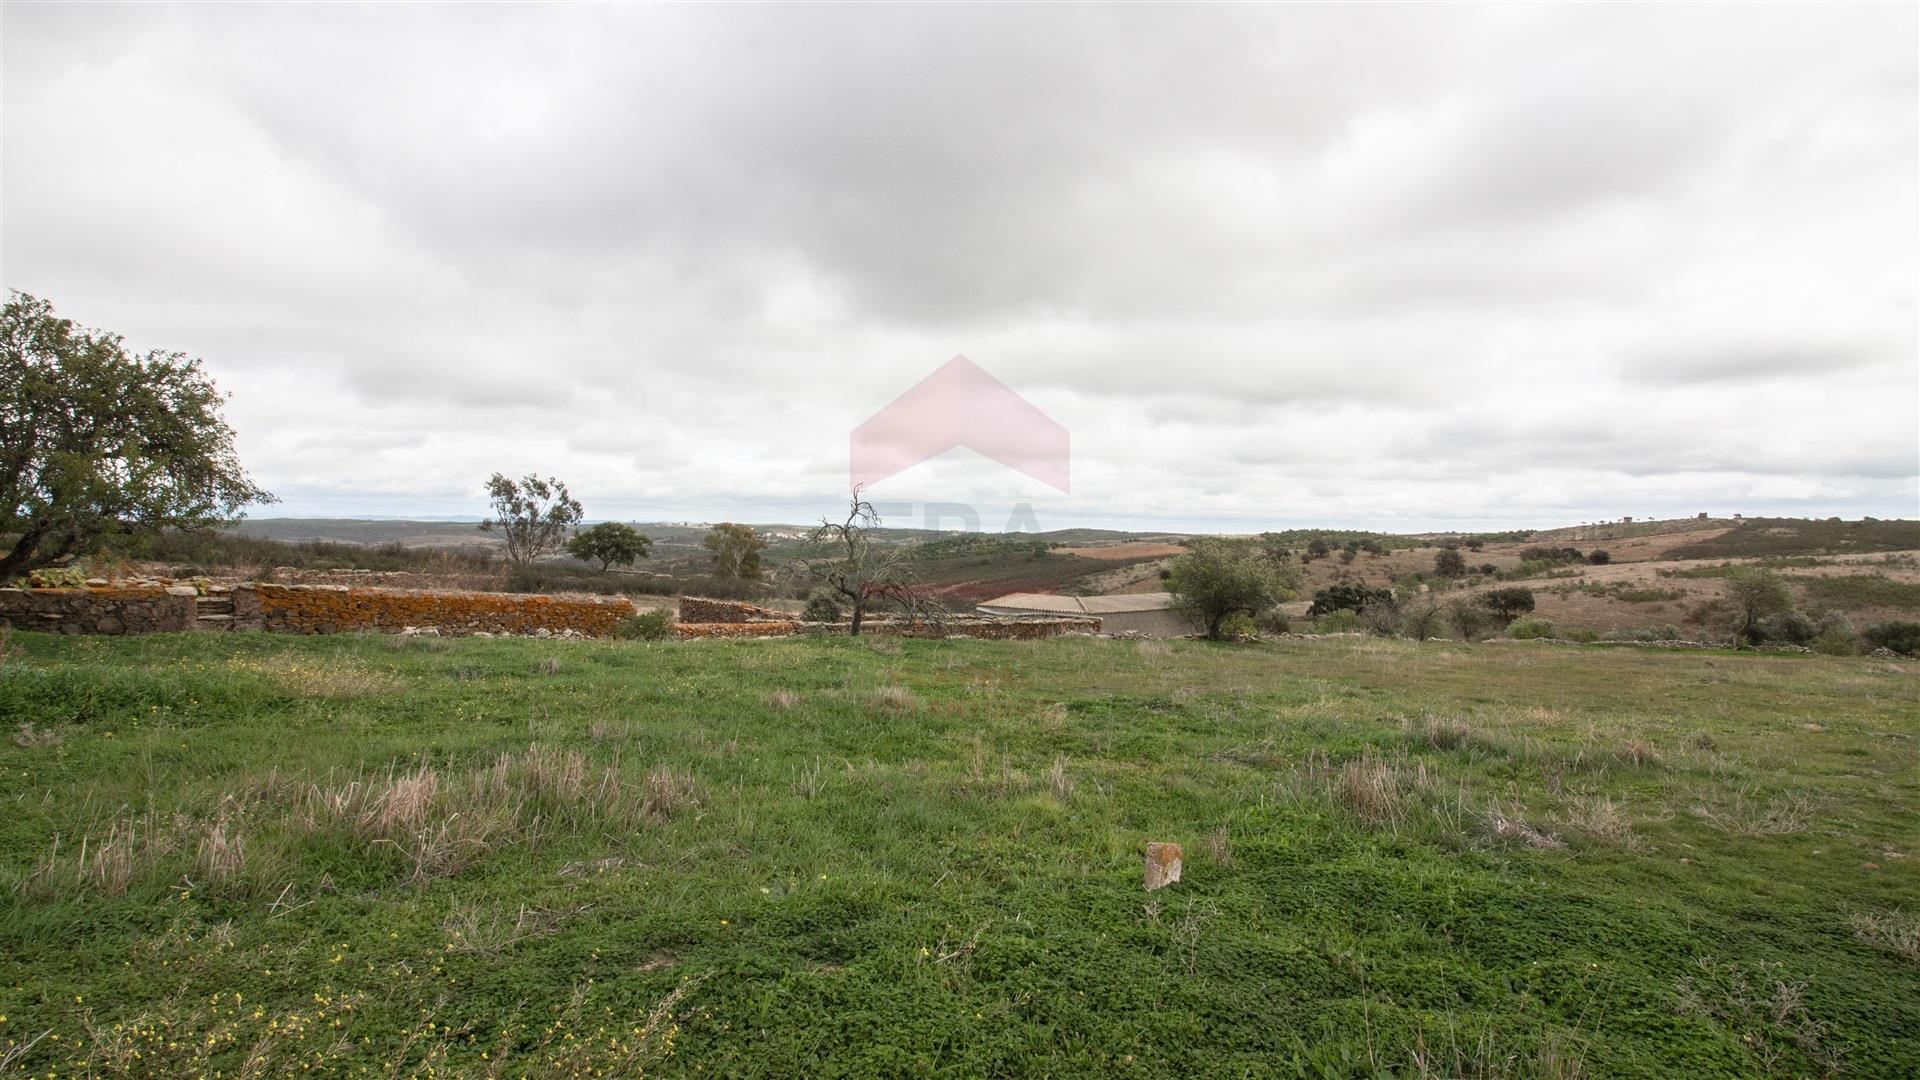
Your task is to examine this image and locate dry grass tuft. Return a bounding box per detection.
[1620,739,1660,767]
[1424,715,1473,751]
[197,815,246,885]
[1849,909,1920,964]
[874,684,919,712]
[1048,755,1075,801]
[1333,755,1404,827]
[14,721,65,747]
[1693,788,1815,837]
[764,689,801,710]
[642,763,700,818]
[537,657,563,675]
[1205,825,1234,869]
[1561,795,1638,849]
[1488,803,1567,850]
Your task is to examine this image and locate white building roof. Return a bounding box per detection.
[978,591,1176,615]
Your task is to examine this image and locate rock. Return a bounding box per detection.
[1144,842,1182,891]
[165,585,199,597]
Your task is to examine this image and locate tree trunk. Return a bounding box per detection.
[849,599,865,637]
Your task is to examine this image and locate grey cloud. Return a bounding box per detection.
[2,3,1913,526]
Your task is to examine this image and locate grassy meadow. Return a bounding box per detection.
[1,630,1916,1077]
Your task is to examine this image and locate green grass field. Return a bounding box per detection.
[2,631,1916,1077]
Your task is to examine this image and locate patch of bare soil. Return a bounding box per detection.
[1055,542,1188,561]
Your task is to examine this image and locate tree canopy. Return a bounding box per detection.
[566,521,650,571]
[1166,538,1297,640]
[704,523,766,580]
[1,293,272,584]
[480,473,582,567]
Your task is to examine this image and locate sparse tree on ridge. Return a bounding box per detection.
[704,522,766,580]
[0,293,273,584]
[481,473,583,567]
[1479,586,1536,623]
[1434,547,1467,578]
[567,521,651,571]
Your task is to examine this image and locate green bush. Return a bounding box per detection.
[1507,616,1556,640]
[1256,608,1291,635]
[802,589,843,623]
[1811,628,1858,656]
[1862,620,1920,656]
[1564,627,1599,643]
[1754,610,1817,647]
[614,609,673,641]
[1315,610,1363,633]
[1217,611,1258,639]
[1479,586,1536,621]
[1308,582,1393,616]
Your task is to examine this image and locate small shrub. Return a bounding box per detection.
[1507,616,1556,640]
[1315,609,1363,633]
[1862,620,1920,655]
[1811,628,1858,656]
[1754,610,1817,647]
[615,609,673,641]
[1587,550,1612,565]
[1217,611,1257,639]
[1564,627,1599,643]
[1255,608,1291,635]
[802,589,843,622]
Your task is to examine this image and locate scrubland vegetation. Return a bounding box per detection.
[3,630,1915,1076]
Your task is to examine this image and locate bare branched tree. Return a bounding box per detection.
[806,486,929,636]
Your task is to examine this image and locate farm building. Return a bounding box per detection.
[977,591,1190,637]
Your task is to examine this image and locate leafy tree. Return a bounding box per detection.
[1479,586,1536,622]
[1,293,273,584]
[1305,537,1330,560]
[1587,550,1612,565]
[807,487,920,635]
[1724,568,1791,644]
[1434,547,1467,578]
[566,521,651,571]
[704,522,766,580]
[1166,538,1296,640]
[481,473,583,567]
[1307,582,1393,617]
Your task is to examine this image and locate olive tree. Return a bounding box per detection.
[1,293,273,584]
[480,473,583,567]
[1166,538,1298,640]
[566,521,651,571]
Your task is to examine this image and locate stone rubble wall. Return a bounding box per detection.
[673,614,1101,640]
[675,596,792,624]
[0,587,197,635]
[231,584,636,637]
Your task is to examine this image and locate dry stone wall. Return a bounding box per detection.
[0,587,197,635]
[231,584,635,637]
[676,597,791,624]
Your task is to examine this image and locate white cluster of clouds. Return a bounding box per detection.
[4,4,1914,530]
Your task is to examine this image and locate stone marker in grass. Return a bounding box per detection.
[1144,842,1182,890]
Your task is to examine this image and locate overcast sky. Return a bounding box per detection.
[4,3,1916,532]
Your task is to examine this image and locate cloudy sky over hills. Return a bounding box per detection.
[4,3,1915,531]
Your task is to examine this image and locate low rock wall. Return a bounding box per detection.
[231,584,635,637]
[0,587,197,635]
